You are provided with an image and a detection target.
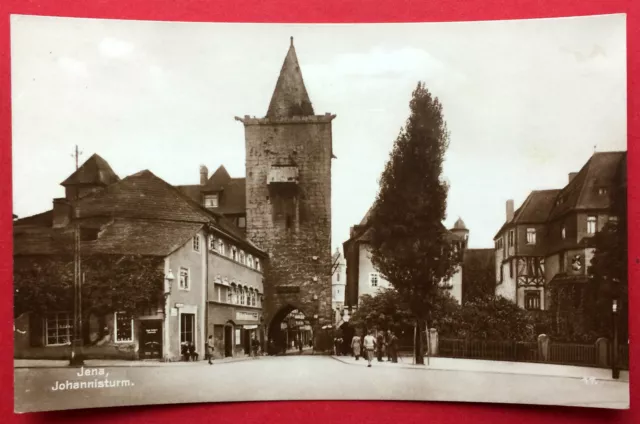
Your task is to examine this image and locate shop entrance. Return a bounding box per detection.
[224,323,233,357]
[139,320,163,359]
[267,305,313,356]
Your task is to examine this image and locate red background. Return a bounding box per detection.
[0,0,637,422]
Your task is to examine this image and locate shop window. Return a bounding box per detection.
[114,312,134,343]
[45,312,73,346]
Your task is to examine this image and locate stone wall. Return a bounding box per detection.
[242,117,334,328]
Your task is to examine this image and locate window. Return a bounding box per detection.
[559,253,565,272]
[204,194,219,208]
[508,230,514,247]
[598,187,608,196]
[179,267,190,290]
[337,272,340,282]
[524,291,541,310]
[217,287,221,303]
[239,251,246,265]
[238,216,246,228]
[256,259,261,271]
[561,226,566,240]
[209,236,216,251]
[240,288,246,305]
[526,228,536,245]
[45,312,73,346]
[231,247,237,261]
[369,272,379,287]
[192,235,201,253]
[499,264,504,283]
[235,328,242,345]
[180,313,195,345]
[509,259,513,278]
[114,312,134,343]
[248,255,254,268]
[227,288,233,304]
[218,239,226,256]
[587,216,597,235]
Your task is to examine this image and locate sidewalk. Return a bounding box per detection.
[14,355,259,369]
[331,355,630,382]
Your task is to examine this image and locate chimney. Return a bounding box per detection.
[506,199,514,222]
[52,198,71,228]
[199,165,208,185]
[569,172,578,183]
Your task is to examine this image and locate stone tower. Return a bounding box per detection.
[236,37,336,339]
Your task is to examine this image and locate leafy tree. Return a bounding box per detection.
[461,251,496,303]
[14,254,164,343]
[368,82,460,364]
[349,288,413,335]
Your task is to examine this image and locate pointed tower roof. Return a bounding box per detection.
[266,37,315,119]
[61,153,120,187]
[453,217,468,230]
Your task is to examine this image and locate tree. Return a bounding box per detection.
[368,82,460,364]
[14,254,165,343]
[587,159,628,341]
[349,288,414,336]
[461,251,496,303]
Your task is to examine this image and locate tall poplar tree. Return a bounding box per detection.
[368,82,460,364]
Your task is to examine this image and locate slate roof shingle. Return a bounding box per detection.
[61,154,120,187]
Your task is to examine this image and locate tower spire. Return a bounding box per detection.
[266,38,314,118]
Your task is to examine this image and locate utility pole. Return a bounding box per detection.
[69,145,84,366]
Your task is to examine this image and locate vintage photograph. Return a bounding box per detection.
[11,14,628,412]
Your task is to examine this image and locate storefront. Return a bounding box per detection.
[208,304,263,358]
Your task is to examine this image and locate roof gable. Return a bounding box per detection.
[266,38,315,119]
[512,190,560,224]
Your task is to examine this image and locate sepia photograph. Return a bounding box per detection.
[11,13,628,413]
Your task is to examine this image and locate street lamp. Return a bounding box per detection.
[612,297,620,379]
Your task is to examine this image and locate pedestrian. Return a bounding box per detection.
[376,331,384,362]
[390,331,399,363]
[363,330,376,367]
[251,335,260,357]
[181,342,190,361]
[188,341,199,361]
[386,330,393,362]
[206,335,215,365]
[351,333,362,361]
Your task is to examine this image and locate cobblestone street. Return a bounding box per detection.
[14,355,629,413]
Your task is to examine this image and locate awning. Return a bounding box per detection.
[243,325,258,330]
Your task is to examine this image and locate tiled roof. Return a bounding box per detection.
[14,218,203,257]
[14,210,53,227]
[548,152,626,221]
[207,165,231,187]
[513,190,561,223]
[176,169,246,216]
[61,154,120,187]
[266,38,315,118]
[453,217,467,230]
[77,170,212,223]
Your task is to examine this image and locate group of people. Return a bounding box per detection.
[347,329,399,367]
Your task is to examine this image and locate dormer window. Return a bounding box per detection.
[587,216,597,235]
[204,194,219,208]
[598,187,608,196]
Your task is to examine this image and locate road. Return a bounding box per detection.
[14,355,629,413]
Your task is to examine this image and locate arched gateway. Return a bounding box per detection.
[236,37,335,349]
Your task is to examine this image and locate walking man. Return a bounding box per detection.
[363,330,377,368]
[376,331,384,362]
[206,335,215,365]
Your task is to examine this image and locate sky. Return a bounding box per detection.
[11,14,626,250]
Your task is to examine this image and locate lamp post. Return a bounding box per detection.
[612,297,620,380]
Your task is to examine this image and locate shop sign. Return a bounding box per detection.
[236,311,259,321]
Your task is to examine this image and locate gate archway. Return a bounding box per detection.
[267,305,313,355]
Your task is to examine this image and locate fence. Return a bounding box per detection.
[398,337,628,370]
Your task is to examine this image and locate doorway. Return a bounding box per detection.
[224,324,233,357]
[139,320,163,359]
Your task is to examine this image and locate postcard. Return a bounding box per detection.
[11,13,628,412]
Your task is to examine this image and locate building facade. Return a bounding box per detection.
[493,151,627,315]
[14,155,267,361]
[331,248,347,323]
[342,207,478,309]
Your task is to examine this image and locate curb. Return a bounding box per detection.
[14,356,258,369]
[329,356,630,383]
